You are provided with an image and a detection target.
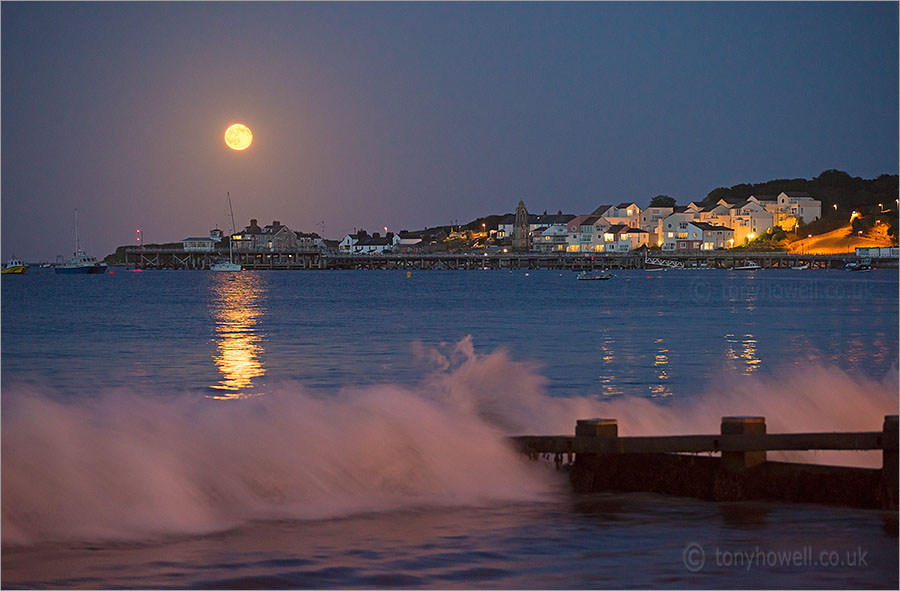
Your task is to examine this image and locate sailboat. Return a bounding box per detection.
[211,192,242,272]
[55,209,108,274]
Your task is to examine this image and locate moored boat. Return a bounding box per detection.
[55,210,108,274]
[55,251,108,274]
[843,258,872,272]
[577,270,614,280]
[2,258,30,274]
[211,192,242,272]
[732,260,761,271]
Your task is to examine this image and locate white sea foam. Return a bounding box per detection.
[3,337,896,545]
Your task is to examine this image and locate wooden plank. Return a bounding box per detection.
[510,431,893,455]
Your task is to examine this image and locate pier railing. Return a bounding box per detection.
[511,415,898,509]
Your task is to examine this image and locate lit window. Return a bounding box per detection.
[667,232,673,238]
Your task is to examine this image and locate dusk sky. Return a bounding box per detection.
[2,1,897,262]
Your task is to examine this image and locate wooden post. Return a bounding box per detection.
[883,414,898,482]
[721,416,766,472]
[575,418,618,439]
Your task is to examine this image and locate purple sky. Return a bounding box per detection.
[2,2,897,261]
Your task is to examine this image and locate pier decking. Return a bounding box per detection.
[119,248,896,271]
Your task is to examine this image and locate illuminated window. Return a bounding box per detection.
[667,232,673,238]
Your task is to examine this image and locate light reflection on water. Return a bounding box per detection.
[208,273,268,398]
[724,333,762,375]
[650,337,672,398]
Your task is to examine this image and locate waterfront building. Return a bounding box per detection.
[180,236,218,251]
[777,191,822,224]
[532,223,569,253]
[602,224,650,252]
[669,221,734,251]
[658,211,697,250]
[232,219,305,252]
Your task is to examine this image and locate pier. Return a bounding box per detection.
[511,415,899,509]
[120,248,895,271]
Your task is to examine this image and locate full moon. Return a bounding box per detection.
[224,123,253,151]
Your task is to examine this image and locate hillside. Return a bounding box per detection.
[787,223,894,255]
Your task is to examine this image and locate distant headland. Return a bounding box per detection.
[104,169,897,266]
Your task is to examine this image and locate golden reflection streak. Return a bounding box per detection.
[650,337,672,398]
[208,274,266,398]
[740,333,761,374]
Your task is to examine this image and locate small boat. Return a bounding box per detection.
[55,251,108,274]
[211,192,242,272]
[577,271,614,280]
[791,264,809,270]
[210,258,241,272]
[844,258,872,272]
[2,258,29,274]
[55,209,108,274]
[732,261,761,271]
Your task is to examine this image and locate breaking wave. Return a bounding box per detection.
[3,337,896,545]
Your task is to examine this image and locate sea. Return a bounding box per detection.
[1,267,898,589]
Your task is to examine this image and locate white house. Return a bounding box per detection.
[600,225,650,252]
[532,223,569,253]
[339,233,360,252]
[351,233,401,254]
[691,222,734,250]
[639,207,674,231]
[669,221,733,251]
[777,192,821,224]
[658,212,697,250]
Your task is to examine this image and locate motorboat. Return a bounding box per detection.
[2,258,29,274]
[577,271,615,280]
[55,251,108,274]
[732,261,761,271]
[844,258,872,272]
[55,210,108,274]
[791,264,809,270]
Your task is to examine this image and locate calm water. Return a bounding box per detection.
[2,267,898,588]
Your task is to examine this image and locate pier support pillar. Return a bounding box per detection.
[721,416,766,472]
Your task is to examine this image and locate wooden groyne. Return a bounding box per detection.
[511,415,899,509]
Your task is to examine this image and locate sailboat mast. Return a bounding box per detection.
[74,209,80,255]
[227,192,235,263]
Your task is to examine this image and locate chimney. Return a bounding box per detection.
[273,220,281,228]
[250,218,258,227]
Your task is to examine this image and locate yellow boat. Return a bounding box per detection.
[2,258,30,274]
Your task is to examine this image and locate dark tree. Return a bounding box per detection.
[649,195,676,208]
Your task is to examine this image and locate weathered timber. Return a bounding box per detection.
[511,431,895,455]
[511,415,899,509]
